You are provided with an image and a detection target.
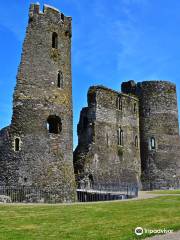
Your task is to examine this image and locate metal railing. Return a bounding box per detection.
[0,184,138,203]
[77,183,138,202]
[0,186,65,203]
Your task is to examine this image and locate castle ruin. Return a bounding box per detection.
[74,81,180,190]
[0,3,180,201]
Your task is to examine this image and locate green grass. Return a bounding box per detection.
[147,190,180,194]
[0,196,180,240]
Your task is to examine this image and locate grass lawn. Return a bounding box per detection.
[147,190,180,194]
[0,196,180,240]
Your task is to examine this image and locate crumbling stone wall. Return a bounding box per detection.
[74,86,141,188]
[0,3,76,202]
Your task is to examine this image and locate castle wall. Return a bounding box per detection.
[74,86,141,187]
[0,4,76,202]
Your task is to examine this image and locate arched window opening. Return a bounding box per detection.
[117,128,123,146]
[135,136,138,148]
[47,115,62,134]
[15,138,20,151]
[116,96,122,110]
[52,32,58,49]
[57,71,63,88]
[150,137,156,150]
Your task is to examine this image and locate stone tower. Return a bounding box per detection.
[0,3,76,201]
[122,80,180,189]
[74,86,141,188]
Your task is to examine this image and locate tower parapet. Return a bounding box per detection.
[29,4,72,23]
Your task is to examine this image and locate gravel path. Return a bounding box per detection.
[145,231,180,240]
[120,191,180,202]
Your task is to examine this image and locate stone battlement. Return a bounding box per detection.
[29,3,71,23]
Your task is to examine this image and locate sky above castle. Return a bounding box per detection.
[0,0,180,148]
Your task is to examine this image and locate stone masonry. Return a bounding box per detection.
[0,3,76,202]
[74,85,141,188]
[0,3,180,198]
[74,81,180,190]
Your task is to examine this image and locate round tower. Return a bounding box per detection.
[137,81,180,189]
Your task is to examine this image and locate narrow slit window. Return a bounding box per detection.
[15,138,20,151]
[57,71,63,88]
[116,96,122,110]
[117,128,123,146]
[134,103,137,113]
[150,137,156,150]
[52,32,58,49]
[120,129,123,146]
[135,136,138,148]
[106,133,109,146]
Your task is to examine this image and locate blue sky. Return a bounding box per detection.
[0,0,180,148]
